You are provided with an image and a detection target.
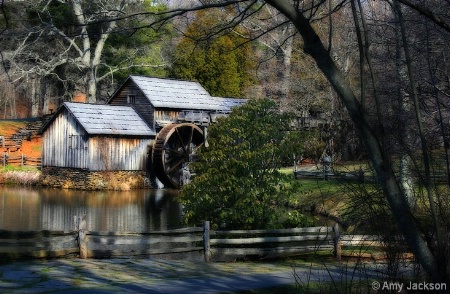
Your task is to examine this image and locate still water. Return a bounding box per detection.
[0,186,182,232]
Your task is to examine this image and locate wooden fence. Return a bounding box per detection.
[1,153,41,168]
[0,219,395,261]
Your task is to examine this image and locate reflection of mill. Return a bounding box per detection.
[27,188,182,232]
[0,187,41,231]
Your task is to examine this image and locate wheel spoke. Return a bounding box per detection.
[192,142,204,152]
[175,129,187,154]
[187,127,194,153]
[167,158,185,175]
[165,155,183,166]
[163,147,184,156]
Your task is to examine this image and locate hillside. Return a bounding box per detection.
[0,120,43,162]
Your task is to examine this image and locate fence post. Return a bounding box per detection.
[203,221,211,262]
[75,214,87,259]
[333,223,342,261]
[21,154,24,167]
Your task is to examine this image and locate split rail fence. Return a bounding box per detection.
[1,153,42,168]
[0,219,397,261]
[1,136,41,168]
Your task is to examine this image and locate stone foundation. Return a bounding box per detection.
[41,167,153,190]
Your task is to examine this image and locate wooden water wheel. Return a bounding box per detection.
[152,123,204,188]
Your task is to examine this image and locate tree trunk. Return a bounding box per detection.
[279,23,293,105]
[86,69,97,104]
[393,0,446,277]
[395,15,415,208]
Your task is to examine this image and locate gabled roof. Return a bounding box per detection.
[42,102,155,136]
[114,75,245,111]
[129,75,219,110]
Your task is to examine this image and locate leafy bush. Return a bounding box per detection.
[180,99,304,230]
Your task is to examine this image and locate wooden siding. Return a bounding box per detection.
[88,136,150,171]
[153,109,180,127]
[108,80,155,129]
[42,108,151,171]
[42,108,89,169]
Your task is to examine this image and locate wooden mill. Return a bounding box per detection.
[41,75,246,189]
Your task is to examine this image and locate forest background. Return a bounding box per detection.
[2,0,446,164]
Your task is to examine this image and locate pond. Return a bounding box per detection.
[0,186,182,232]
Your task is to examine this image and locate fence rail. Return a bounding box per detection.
[0,219,403,261]
[1,153,41,167]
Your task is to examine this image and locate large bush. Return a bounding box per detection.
[179,98,306,230]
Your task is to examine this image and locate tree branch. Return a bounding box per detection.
[397,0,450,33]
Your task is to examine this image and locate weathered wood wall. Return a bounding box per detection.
[154,109,180,128]
[42,108,151,171]
[88,137,150,171]
[42,108,89,169]
[109,81,156,129]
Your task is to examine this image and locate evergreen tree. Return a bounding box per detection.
[172,9,255,97]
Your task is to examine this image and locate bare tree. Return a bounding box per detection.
[1,0,170,107]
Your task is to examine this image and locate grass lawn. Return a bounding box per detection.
[279,162,379,232]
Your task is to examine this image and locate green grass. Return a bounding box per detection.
[285,177,348,214]
[279,162,381,231]
[0,165,40,172]
[332,161,370,173]
[31,145,42,152]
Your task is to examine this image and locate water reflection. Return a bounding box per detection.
[0,186,182,232]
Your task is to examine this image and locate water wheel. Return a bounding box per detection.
[152,123,204,188]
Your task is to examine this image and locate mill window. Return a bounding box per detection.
[127,94,136,104]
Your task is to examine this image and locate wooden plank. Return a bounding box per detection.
[0,242,78,252]
[0,248,79,258]
[86,227,203,236]
[204,221,211,262]
[211,245,334,259]
[86,246,203,258]
[86,235,203,246]
[0,235,77,246]
[211,226,332,236]
[210,235,332,245]
[340,235,382,241]
[0,230,76,238]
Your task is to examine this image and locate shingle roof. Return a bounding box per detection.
[63,102,155,136]
[210,97,248,113]
[129,75,246,111]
